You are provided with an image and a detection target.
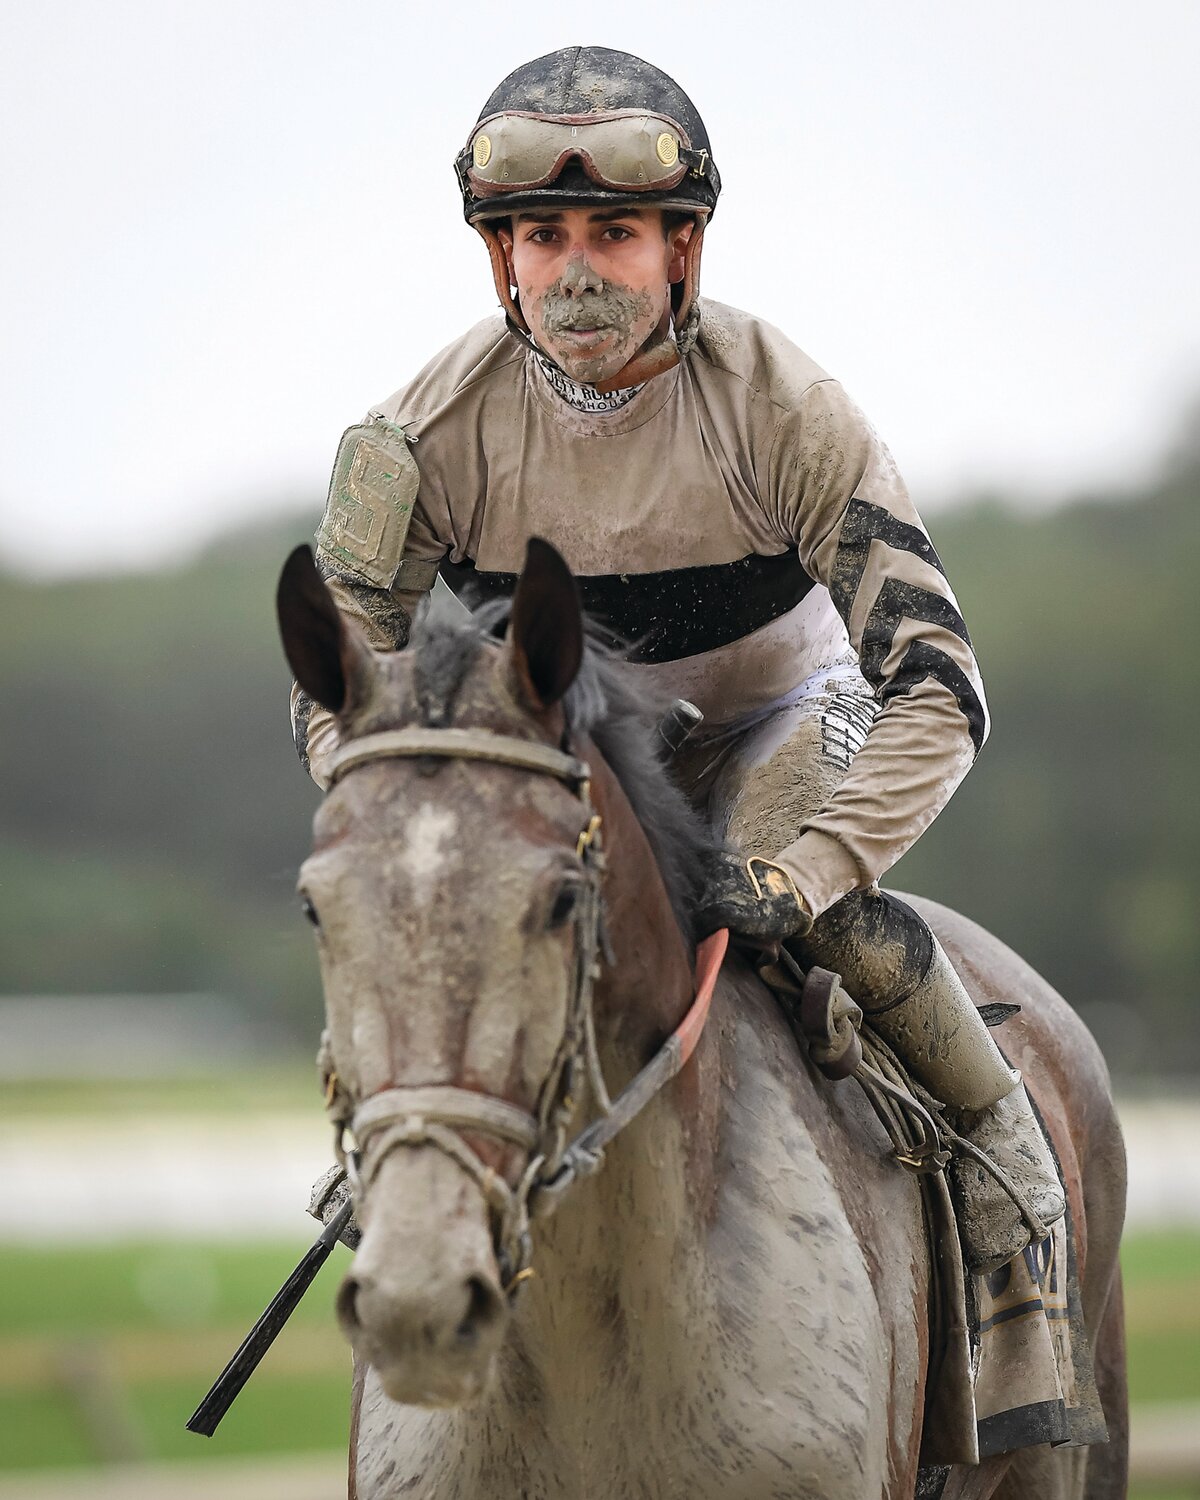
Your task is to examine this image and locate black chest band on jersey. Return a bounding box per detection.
[441,552,816,664]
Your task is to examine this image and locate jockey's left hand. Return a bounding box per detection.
[696,850,813,943]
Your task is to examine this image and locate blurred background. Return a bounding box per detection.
[1,1,1196,1494]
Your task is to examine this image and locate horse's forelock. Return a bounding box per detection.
[407,606,494,727]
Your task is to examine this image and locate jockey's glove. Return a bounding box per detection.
[696,849,813,944]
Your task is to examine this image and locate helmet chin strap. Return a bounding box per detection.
[474,219,707,393]
[478,222,530,336]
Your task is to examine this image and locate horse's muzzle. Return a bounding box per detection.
[336,1143,509,1406]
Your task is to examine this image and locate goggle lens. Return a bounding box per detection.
[464,111,693,197]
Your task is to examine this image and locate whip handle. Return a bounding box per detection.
[185,1199,353,1437]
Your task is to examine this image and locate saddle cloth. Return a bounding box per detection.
[919,1149,1109,1473]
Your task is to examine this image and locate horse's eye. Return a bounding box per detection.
[548,883,580,929]
[300,894,321,929]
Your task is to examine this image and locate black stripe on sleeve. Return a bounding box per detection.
[829,498,948,623]
[880,640,988,753]
[440,551,816,664]
[315,556,411,649]
[858,577,974,692]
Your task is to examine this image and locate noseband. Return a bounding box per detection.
[318,725,727,1294]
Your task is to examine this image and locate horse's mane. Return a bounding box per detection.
[405,601,718,943]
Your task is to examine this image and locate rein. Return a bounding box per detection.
[320,725,728,1294]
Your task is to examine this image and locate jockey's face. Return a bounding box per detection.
[497,206,693,385]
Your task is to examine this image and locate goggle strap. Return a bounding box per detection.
[679,146,712,182]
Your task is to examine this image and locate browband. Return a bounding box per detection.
[327,728,589,788]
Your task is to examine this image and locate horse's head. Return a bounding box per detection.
[277,539,704,1407]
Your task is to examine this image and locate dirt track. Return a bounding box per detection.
[1,1406,1196,1497]
[0,1453,346,1499]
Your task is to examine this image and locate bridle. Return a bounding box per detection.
[317,724,728,1295]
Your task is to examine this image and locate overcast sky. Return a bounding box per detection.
[3,0,1198,577]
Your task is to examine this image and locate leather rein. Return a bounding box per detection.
[318,725,729,1295]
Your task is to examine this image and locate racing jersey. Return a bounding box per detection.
[293,298,988,919]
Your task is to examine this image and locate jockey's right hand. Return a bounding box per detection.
[696,850,813,944]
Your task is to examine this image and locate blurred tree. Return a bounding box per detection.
[1,435,1196,1069]
[0,516,324,1040]
[893,438,1199,1068]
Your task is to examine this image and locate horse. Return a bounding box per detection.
[277,538,1128,1500]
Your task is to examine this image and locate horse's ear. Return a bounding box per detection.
[276,545,373,714]
[504,538,583,711]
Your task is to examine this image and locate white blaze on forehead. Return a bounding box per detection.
[399,803,458,902]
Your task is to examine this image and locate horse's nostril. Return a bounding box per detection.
[456,1276,504,1346]
[336,1275,362,1332]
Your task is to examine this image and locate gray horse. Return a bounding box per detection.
[277,539,1127,1500]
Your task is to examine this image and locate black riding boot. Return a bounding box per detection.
[789,890,1065,1272]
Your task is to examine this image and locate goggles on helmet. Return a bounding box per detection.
[455,109,712,200]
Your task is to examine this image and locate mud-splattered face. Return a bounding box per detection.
[499,206,692,385]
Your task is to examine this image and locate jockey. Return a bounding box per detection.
[291,45,1064,1273]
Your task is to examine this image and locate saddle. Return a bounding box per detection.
[754,950,1108,1472]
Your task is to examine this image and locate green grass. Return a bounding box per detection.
[0,1241,348,1337]
[0,1229,1195,1476]
[0,1239,352,1470]
[1121,1227,1200,1284]
[0,1368,352,1471]
[0,1066,320,1119]
[1128,1323,1200,1404]
[0,1388,96,1470]
[139,1370,352,1462]
[1122,1229,1200,1409]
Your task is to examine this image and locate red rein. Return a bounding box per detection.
[675,928,729,1067]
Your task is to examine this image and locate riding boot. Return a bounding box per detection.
[789,889,1066,1273]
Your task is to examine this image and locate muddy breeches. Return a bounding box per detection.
[674,666,936,1016]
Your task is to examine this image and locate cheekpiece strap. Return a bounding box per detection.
[327,728,589,788]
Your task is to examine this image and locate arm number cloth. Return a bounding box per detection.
[316,420,420,589]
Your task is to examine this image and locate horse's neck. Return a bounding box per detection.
[393,1011,728,1494]
[500,1024,719,1413]
[586,752,696,1075]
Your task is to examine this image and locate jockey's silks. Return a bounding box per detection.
[297,299,987,920]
